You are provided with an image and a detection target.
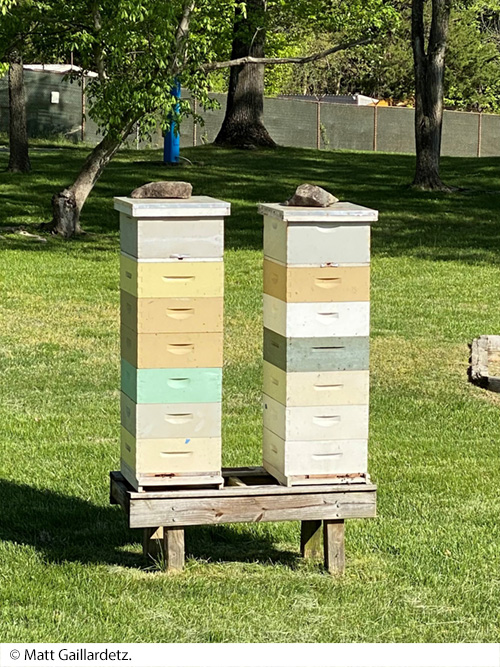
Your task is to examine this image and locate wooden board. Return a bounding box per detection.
[324,520,345,574]
[263,260,370,303]
[469,335,500,391]
[109,470,376,529]
[120,293,223,334]
[300,520,322,559]
[126,490,376,528]
[112,466,375,498]
[110,466,377,504]
[120,460,223,491]
[114,196,230,219]
[162,527,185,571]
[262,459,368,487]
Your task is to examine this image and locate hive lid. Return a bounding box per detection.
[114,196,231,218]
[258,201,378,223]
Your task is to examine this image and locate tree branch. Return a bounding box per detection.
[200,35,375,73]
[92,1,106,80]
[173,0,196,73]
[0,19,41,60]
[411,0,426,62]
[429,0,451,60]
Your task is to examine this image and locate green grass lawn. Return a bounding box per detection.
[1,143,500,642]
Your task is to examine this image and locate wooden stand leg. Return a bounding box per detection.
[162,527,185,572]
[300,520,322,560]
[142,527,163,561]
[323,519,345,575]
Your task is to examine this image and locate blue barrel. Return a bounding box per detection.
[164,79,181,164]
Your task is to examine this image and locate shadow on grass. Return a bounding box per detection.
[0,237,119,255]
[2,144,500,262]
[0,479,300,570]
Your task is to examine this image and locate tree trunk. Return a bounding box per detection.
[214,0,276,149]
[411,0,452,191]
[7,53,31,174]
[46,121,135,238]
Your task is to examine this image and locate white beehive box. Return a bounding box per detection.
[263,395,369,441]
[263,295,370,338]
[263,429,368,481]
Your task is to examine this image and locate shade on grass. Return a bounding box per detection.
[0,143,499,641]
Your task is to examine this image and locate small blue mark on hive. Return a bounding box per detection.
[185,438,191,444]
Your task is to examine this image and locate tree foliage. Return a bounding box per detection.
[267,1,500,113]
[23,0,237,139]
[0,0,236,234]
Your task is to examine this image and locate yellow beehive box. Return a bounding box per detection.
[120,254,223,299]
[263,260,370,303]
[121,325,223,369]
[120,292,223,334]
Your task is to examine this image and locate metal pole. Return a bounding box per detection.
[81,75,85,142]
[193,97,197,147]
[477,112,482,158]
[316,101,321,150]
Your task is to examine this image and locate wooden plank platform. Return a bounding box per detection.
[110,467,376,574]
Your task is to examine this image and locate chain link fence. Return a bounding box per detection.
[1,70,498,157]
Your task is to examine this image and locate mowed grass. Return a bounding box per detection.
[1,142,500,641]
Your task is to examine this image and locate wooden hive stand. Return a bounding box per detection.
[110,467,376,574]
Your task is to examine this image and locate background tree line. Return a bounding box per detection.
[257,1,500,114]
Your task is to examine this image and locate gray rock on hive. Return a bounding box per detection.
[285,183,338,207]
[131,181,193,199]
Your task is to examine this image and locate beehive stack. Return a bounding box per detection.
[260,201,378,486]
[114,196,230,491]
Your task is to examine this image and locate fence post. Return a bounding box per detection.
[316,100,321,150]
[373,105,378,152]
[477,112,482,158]
[193,97,197,147]
[81,76,85,142]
